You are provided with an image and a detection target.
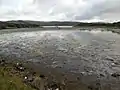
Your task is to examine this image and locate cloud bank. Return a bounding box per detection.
[0,0,120,22]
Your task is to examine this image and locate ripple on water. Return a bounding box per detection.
[0,29,120,75]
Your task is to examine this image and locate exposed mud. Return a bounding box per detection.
[0,28,120,90]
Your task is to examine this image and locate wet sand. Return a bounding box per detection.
[0,28,120,90]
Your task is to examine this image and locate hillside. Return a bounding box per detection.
[0,20,120,30]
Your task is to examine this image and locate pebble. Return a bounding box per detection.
[24,76,28,80]
[80,72,86,76]
[111,63,116,66]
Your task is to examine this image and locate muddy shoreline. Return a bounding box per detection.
[1,54,120,90]
[0,57,90,90]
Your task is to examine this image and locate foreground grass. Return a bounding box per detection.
[0,67,35,90]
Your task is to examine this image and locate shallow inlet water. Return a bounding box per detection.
[0,29,120,76]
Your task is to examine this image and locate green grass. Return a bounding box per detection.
[0,67,35,90]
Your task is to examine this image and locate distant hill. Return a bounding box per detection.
[75,22,120,28]
[0,20,120,30]
[0,20,79,29]
[6,20,79,26]
[0,21,41,29]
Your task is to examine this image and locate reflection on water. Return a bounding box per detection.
[0,29,120,74]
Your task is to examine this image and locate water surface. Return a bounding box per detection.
[0,28,120,75]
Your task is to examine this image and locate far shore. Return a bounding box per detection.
[0,26,120,35]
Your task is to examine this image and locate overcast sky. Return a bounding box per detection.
[0,0,120,22]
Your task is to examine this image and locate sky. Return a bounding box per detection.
[0,0,120,22]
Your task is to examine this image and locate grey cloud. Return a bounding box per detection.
[0,0,120,22]
[74,0,120,21]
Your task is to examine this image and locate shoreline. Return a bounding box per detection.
[0,27,120,35]
[1,56,120,90]
[0,58,90,90]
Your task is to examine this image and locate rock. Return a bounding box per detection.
[88,85,100,90]
[111,73,120,78]
[100,74,105,77]
[77,76,80,80]
[0,59,6,66]
[111,63,116,66]
[17,63,23,67]
[27,76,34,82]
[23,74,34,84]
[111,61,119,66]
[80,72,86,76]
[88,71,94,75]
[14,63,25,71]
[16,63,19,66]
[32,76,46,90]
[32,72,36,75]
[47,82,59,90]
[63,62,66,64]
[16,66,25,71]
[106,56,114,61]
[96,82,101,86]
[88,85,93,90]
[24,76,28,80]
[40,74,46,79]
[114,61,119,65]
[0,59,5,62]
[19,67,25,71]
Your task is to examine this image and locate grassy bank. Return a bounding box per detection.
[0,58,90,90]
[0,59,67,90]
[0,66,34,90]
